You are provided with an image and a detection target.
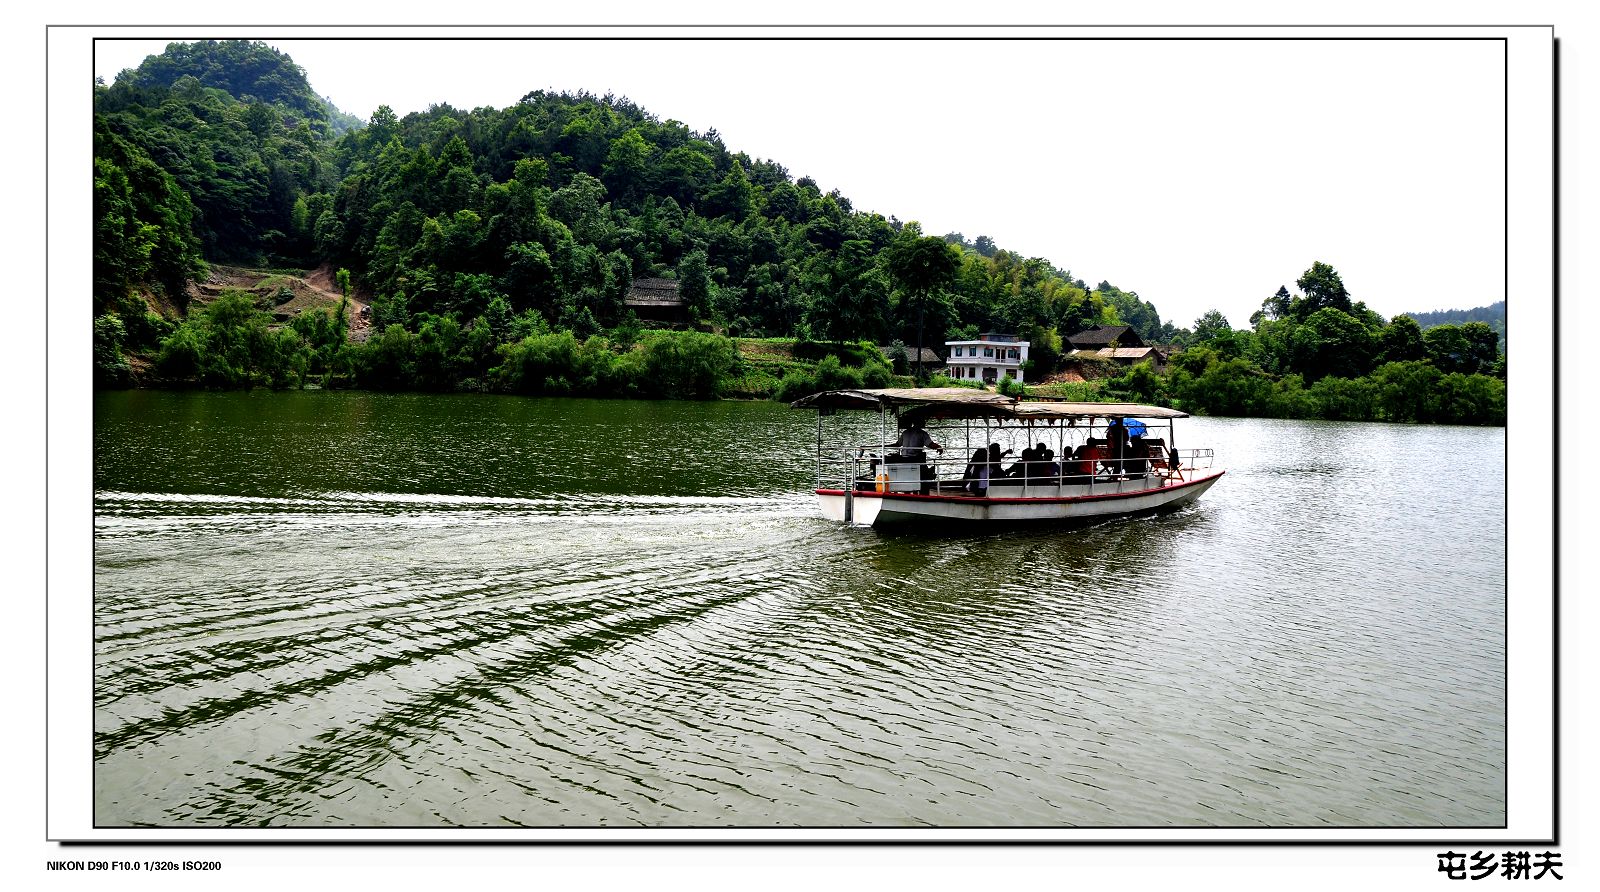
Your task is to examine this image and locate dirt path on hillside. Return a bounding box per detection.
[303,264,372,341]
[188,264,373,342]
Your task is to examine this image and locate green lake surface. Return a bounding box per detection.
[93,390,1506,827]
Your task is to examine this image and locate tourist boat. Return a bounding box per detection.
[791,387,1224,526]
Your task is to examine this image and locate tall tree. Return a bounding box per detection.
[1294,261,1352,319]
[1301,307,1379,380]
[677,249,713,319]
[1459,321,1501,373]
[802,240,888,345]
[1378,314,1426,364]
[1422,324,1475,374]
[1192,309,1233,343]
[885,233,961,380]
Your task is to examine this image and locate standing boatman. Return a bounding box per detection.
[886,418,943,494]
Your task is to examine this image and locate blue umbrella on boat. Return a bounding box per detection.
[1123,418,1148,437]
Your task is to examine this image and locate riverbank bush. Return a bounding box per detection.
[1147,353,1504,425]
[144,292,747,400]
[135,289,1506,423]
[94,313,133,387]
[790,340,884,367]
[487,329,739,399]
[156,290,292,387]
[772,354,893,402]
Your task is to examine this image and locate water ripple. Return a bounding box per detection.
[94,394,1505,827]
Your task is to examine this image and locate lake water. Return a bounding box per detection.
[92,390,1506,828]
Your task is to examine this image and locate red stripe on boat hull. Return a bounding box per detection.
[815,469,1225,505]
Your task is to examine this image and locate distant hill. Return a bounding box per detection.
[320,94,366,137]
[112,39,343,136]
[1400,300,1505,348]
[95,40,346,267]
[96,40,1132,345]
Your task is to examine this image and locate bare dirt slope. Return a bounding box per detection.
[186,263,374,341]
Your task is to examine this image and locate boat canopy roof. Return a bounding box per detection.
[790,387,1188,420]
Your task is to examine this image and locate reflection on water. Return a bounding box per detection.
[94,392,1505,827]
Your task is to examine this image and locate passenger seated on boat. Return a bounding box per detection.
[1126,435,1149,477]
[961,449,990,496]
[987,443,1011,478]
[1030,442,1058,481]
[1039,448,1061,480]
[1006,443,1039,479]
[1006,442,1047,480]
[1065,442,1098,482]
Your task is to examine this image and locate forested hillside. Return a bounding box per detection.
[91,40,1505,424]
[91,40,1137,395]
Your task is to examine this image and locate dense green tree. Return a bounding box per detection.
[93,156,158,308]
[1404,301,1506,349]
[1378,314,1426,364]
[1308,374,1379,421]
[802,240,889,345]
[676,249,713,319]
[1185,357,1276,416]
[1267,285,1293,319]
[98,44,342,264]
[111,40,341,135]
[156,290,288,386]
[885,233,961,378]
[1192,309,1233,343]
[1099,283,1168,344]
[1460,321,1502,374]
[1433,371,1506,424]
[701,160,756,220]
[1299,307,1379,381]
[1103,360,1165,403]
[93,124,205,309]
[94,314,132,386]
[640,330,739,399]
[1422,324,1474,374]
[1371,360,1445,422]
[1292,261,1352,320]
[601,128,651,205]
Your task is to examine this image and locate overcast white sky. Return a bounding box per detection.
[93,36,1506,331]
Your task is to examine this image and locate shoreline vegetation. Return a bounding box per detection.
[96,284,1505,427]
[93,40,1505,426]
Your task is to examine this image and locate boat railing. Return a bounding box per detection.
[815,446,1214,493]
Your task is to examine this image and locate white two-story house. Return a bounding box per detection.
[943,332,1031,384]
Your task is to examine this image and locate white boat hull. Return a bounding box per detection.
[817,471,1223,526]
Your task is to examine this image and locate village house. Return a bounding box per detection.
[623,278,689,325]
[878,344,943,373]
[1065,325,1169,372]
[943,332,1031,384]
